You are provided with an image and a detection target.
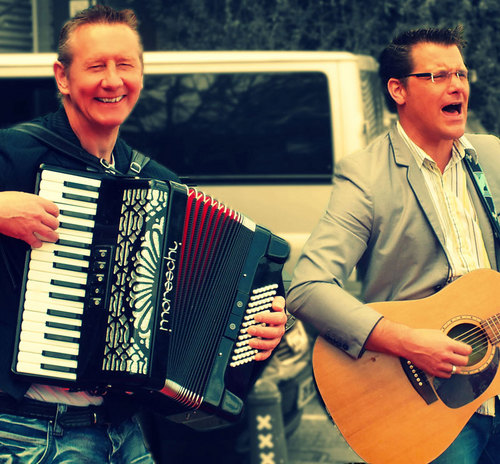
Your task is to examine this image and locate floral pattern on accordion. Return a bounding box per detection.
[102,187,168,375]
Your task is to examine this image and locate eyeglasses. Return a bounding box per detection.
[400,70,468,84]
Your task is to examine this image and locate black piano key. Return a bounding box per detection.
[64,181,100,193]
[53,263,87,273]
[45,333,80,344]
[62,192,98,203]
[42,350,78,361]
[57,239,91,250]
[47,309,83,320]
[59,209,95,220]
[46,321,82,332]
[50,279,86,290]
[59,222,93,233]
[54,250,89,261]
[49,291,85,303]
[41,363,77,374]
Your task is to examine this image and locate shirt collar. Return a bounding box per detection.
[396,121,477,169]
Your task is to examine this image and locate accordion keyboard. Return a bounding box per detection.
[16,169,103,380]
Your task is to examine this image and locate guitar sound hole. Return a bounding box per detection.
[447,323,488,367]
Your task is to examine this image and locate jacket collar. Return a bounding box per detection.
[387,123,496,272]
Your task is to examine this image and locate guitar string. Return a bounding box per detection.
[450,325,496,355]
[457,323,497,344]
[455,329,488,346]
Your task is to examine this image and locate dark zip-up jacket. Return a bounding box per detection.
[0,107,179,400]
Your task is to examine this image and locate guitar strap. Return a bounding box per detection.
[464,149,500,243]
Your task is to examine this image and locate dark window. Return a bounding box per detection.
[1,71,333,183]
[122,72,333,183]
[0,77,59,128]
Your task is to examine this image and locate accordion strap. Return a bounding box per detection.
[12,122,150,176]
[464,149,500,242]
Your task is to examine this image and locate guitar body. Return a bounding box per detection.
[313,269,500,464]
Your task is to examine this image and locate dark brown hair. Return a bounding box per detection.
[379,26,466,112]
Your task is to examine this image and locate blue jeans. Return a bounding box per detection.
[0,411,154,464]
[431,411,500,463]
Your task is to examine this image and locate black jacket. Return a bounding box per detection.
[0,107,179,399]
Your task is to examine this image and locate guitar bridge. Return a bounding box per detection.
[400,358,438,404]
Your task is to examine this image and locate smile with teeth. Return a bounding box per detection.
[96,95,125,103]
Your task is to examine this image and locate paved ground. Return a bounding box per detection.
[145,389,365,464]
[287,394,364,464]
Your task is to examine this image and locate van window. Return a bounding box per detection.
[0,71,333,184]
[122,72,333,184]
[0,77,59,128]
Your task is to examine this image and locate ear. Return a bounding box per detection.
[53,61,70,96]
[387,77,407,107]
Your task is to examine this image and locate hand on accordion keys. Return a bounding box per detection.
[246,296,287,361]
[0,192,60,248]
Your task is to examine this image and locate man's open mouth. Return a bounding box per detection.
[442,103,462,115]
[96,96,125,103]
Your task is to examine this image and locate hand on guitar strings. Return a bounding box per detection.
[0,192,59,248]
[247,296,287,361]
[403,327,473,378]
[366,318,472,378]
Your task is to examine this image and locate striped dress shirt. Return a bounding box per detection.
[397,122,494,416]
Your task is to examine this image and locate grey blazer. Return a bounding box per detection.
[287,125,500,358]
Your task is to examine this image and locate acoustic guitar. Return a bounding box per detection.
[312,268,500,464]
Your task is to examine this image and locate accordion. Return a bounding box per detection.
[12,165,289,418]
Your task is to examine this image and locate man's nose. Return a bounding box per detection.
[448,72,468,91]
[102,64,122,87]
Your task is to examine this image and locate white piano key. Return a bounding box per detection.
[15,361,77,380]
[55,225,93,241]
[39,179,100,200]
[39,190,98,212]
[36,242,92,257]
[26,280,86,299]
[24,290,85,312]
[17,352,78,369]
[41,169,101,186]
[58,213,95,229]
[29,260,89,280]
[18,339,79,357]
[22,309,82,328]
[20,330,80,352]
[21,320,81,339]
[57,202,97,218]
[41,169,101,188]
[57,231,93,246]
[27,269,87,287]
[23,302,82,327]
[30,250,89,269]
[23,304,84,323]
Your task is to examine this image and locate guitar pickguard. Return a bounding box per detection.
[433,348,499,408]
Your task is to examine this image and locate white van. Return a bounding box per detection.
[0,51,386,446]
[0,50,386,276]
